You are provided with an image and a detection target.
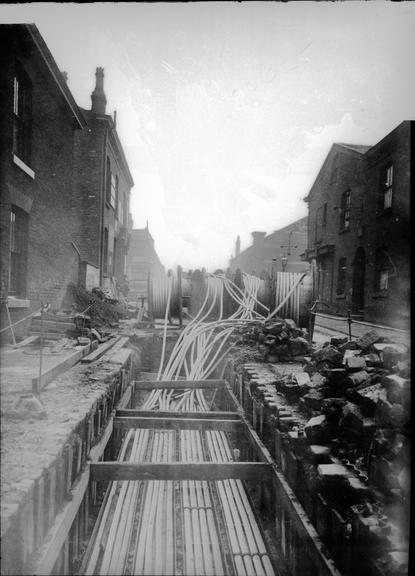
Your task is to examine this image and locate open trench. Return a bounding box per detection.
[5,274,344,576]
[80,378,277,576]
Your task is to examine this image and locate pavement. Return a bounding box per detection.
[0,339,83,405]
[0,335,136,537]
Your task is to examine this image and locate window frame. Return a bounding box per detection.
[379,163,393,212]
[322,203,327,228]
[13,63,33,167]
[373,248,390,293]
[9,206,28,296]
[339,190,351,232]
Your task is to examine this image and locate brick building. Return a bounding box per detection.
[72,68,134,295]
[304,121,412,330]
[0,24,87,338]
[126,226,165,301]
[229,217,308,276]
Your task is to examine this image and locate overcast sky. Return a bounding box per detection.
[2,2,415,271]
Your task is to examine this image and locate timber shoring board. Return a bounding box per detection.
[117,384,132,410]
[115,409,241,420]
[113,415,243,432]
[133,379,226,390]
[90,461,273,482]
[28,466,90,576]
[81,336,122,364]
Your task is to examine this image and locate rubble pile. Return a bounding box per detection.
[233,326,410,576]
[273,330,410,498]
[236,317,311,362]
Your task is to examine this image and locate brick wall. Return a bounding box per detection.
[0,27,84,342]
[305,122,412,329]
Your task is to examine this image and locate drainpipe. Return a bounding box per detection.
[99,129,108,287]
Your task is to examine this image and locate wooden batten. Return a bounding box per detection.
[113,415,243,432]
[133,379,226,390]
[90,461,273,482]
[115,409,241,420]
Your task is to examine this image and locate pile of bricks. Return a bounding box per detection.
[228,328,410,576]
[236,317,311,362]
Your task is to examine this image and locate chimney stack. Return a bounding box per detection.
[91,67,107,114]
[251,231,266,246]
[235,235,241,257]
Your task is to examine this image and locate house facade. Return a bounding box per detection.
[229,217,308,276]
[304,121,412,330]
[72,68,134,295]
[0,24,86,338]
[126,226,165,302]
[0,25,134,342]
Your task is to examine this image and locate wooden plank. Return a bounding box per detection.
[88,417,114,463]
[29,466,90,576]
[13,334,39,348]
[240,415,275,464]
[81,336,122,364]
[90,462,272,482]
[133,379,225,390]
[32,343,92,392]
[270,465,342,576]
[117,384,132,409]
[115,409,241,420]
[113,416,243,432]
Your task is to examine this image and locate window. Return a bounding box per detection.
[115,175,120,218]
[374,248,389,292]
[13,64,32,165]
[340,190,351,231]
[379,164,393,211]
[322,203,327,227]
[336,258,347,295]
[9,207,28,296]
[110,173,117,208]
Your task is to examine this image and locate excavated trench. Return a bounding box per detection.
[52,335,338,576]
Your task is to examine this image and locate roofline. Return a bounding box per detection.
[304,143,366,202]
[235,216,308,259]
[25,24,86,129]
[82,108,134,187]
[108,118,135,188]
[266,215,308,239]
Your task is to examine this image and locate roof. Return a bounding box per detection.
[267,216,308,240]
[336,143,372,154]
[304,142,368,202]
[22,24,86,129]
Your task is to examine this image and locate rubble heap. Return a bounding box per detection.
[236,317,311,362]
[231,325,410,576]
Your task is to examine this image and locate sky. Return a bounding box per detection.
[2,2,415,271]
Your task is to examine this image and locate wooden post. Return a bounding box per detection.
[33,305,44,395]
[177,265,183,327]
[147,268,154,326]
[4,300,17,345]
[347,309,353,341]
